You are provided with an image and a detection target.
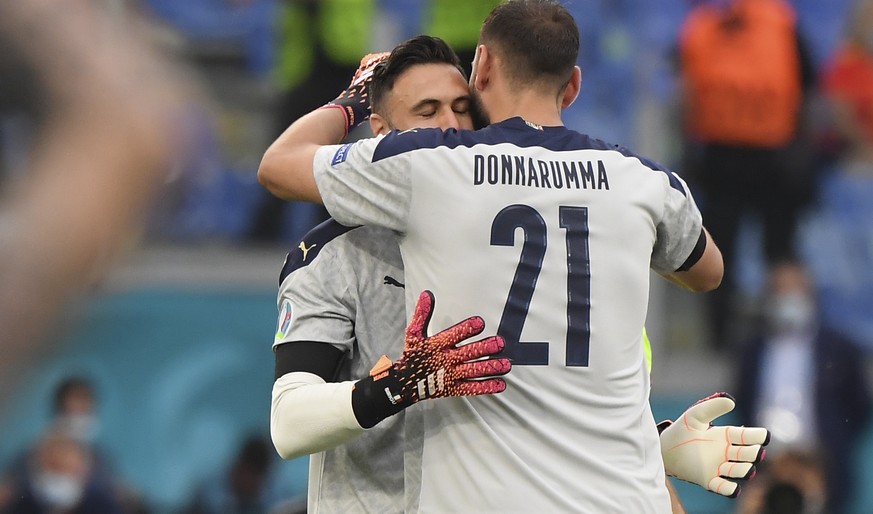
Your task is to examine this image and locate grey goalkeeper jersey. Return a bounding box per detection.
[273,219,408,514]
[312,117,705,513]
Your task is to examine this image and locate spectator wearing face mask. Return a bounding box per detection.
[12,378,112,485]
[50,377,101,447]
[734,260,873,514]
[0,429,125,514]
[0,377,147,513]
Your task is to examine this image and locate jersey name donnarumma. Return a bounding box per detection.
[312,117,703,513]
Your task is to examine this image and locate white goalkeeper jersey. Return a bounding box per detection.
[312,117,703,513]
[273,220,409,514]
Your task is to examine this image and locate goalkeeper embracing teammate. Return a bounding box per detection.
[262,25,768,514]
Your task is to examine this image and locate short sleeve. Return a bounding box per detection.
[273,245,356,355]
[313,136,413,233]
[650,171,704,273]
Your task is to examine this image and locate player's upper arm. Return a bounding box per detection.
[258,138,322,203]
[270,371,362,459]
[663,227,723,292]
[258,107,349,203]
[273,230,358,368]
[275,341,345,382]
[313,135,413,233]
[649,167,722,292]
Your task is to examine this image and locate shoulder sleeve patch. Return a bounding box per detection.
[331,143,353,166]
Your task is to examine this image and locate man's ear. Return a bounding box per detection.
[472,45,492,92]
[369,113,389,136]
[561,66,582,109]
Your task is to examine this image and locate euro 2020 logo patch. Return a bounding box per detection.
[275,299,294,341]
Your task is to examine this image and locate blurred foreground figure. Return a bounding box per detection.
[0,1,195,392]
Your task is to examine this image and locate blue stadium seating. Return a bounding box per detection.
[802,172,873,350]
[143,0,277,76]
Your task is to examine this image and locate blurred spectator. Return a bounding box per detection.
[185,435,302,514]
[0,429,126,514]
[734,260,873,513]
[50,377,100,448]
[2,376,148,513]
[821,0,873,173]
[677,0,817,348]
[248,0,376,243]
[735,448,828,514]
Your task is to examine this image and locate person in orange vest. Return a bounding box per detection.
[678,0,816,349]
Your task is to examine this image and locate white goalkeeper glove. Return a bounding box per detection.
[659,392,770,498]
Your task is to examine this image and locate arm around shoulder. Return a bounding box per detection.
[257,107,348,203]
[258,51,389,204]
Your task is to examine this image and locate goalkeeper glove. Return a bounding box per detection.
[659,392,770,498]
[319,52,389,137]
[351,290,511,428]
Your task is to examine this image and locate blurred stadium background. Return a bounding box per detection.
[1,1,871,513]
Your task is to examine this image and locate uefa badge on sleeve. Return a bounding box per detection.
[274,299,294,341]
[331,143,353,166]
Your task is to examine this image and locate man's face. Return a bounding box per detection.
[371,63,474,134]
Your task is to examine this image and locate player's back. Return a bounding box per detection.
[313,117,703,512]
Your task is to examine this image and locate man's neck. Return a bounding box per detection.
[488,90,564,128]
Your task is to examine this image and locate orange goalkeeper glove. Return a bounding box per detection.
[319,52,389,137]
[352,290,511,428]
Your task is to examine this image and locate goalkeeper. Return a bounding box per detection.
[266,38,768,513]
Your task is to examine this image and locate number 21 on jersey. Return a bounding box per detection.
[491,204,591,367]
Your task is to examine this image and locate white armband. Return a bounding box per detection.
[270,371,365,460]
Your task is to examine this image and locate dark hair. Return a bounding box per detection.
[235,435,273,475]
[52,376,95,414]
[479,0,579,91]
[370,35,465,114]
[763,482,805,514]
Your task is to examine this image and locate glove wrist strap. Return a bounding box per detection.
[351,359,409,429]
[317,103,355,138]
